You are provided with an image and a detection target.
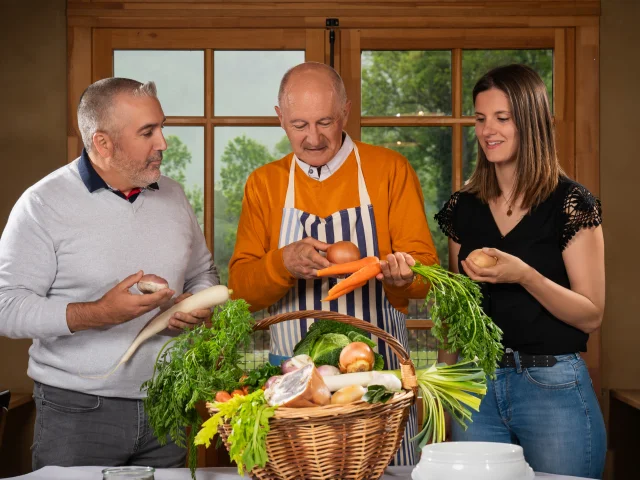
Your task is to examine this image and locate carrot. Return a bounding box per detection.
[323,280,368,302]
[317,256,379,277]
[231,389,245,397]
[215,391,232,403]
[322,262,382,302]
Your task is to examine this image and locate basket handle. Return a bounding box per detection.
[253,310,417,390]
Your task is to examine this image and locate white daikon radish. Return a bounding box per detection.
[87,285,230,378]
[323,371,402,392]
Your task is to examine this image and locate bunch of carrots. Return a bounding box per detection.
[318,257,381,301]
[214,386,250,403]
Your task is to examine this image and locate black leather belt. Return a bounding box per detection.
[498,351,558,368]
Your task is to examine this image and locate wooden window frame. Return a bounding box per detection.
[338,28,573,190]
[73,28,325,253]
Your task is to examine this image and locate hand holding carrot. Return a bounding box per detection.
[376,252,416,288]
[282,237,332,279]
[318,253,416,302]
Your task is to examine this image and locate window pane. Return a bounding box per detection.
[362,51,452,116]
[162,127,204,229]
[462,49,553,116]
[214,127,291,284]
[362,127,450,365]
[214,51,305,116]
[463,126,478,183]
[361,127,451,271]
[409,328,438,370]
[114,51,204,116]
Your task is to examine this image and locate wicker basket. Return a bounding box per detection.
[209,310,418,480]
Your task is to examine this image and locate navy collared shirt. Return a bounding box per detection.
[78,149,159,203]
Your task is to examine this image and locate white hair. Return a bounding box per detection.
[77,78,157,152]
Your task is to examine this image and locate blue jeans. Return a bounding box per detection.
[32,382,186,470]
[451,353,606,479]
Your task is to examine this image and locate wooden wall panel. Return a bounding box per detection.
[360,28,556,50]
[67,26,93,161]
[67,1,600,29]
[554,27,576,177]
[575,25,600,195]
[340,29,361,141]
[575,23,601,396]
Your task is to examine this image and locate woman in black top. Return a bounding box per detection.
[436,64,606,479]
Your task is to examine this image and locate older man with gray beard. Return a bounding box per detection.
[0,78,219,469]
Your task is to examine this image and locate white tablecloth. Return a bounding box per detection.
[4,466,591,479]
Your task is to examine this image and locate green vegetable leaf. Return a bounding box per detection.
[410,262,504,377]
[347,331,377,348]
[141,299,255,479]
[363,385,394,404]
[196,390,276,476]
[293,320,367,357]
[310,333,351,366]
[373,353,385,371]
[385,359,488,448]
[243,362,281,391]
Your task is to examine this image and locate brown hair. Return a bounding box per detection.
[463,64,564,209]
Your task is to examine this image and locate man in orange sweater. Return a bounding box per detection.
[228,62,438,464]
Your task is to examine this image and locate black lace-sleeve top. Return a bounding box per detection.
[435,176,602,354]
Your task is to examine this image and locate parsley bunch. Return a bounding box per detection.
[141,299,254,477]
[410,262,503,377]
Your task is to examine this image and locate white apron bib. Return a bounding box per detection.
[269,144,417,465]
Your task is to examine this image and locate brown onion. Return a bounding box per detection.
[466,249,498,268]
[339,342,375,373]
[326,241,361,264]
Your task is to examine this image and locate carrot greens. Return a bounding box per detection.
[410,262,503,377]
[141,299,254,478]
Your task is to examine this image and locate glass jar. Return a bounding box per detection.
[101,466,155,480]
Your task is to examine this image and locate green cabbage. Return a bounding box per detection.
[309,333,351,366]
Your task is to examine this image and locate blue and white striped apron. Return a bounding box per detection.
[268,144,417,466]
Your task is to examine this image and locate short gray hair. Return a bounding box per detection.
[278,62,347,108]
[77,78,158,152]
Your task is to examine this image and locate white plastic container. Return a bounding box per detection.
[411,442,535,480]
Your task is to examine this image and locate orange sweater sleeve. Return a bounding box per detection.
[228,168,295,312]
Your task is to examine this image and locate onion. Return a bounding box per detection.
[316,365,341,377]
[326,241,361,264]
[281,354,314,374]
[466,249,498,268]
[137,274,169,294]
[339,342,375,373]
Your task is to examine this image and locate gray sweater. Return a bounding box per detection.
[0,158,218,398]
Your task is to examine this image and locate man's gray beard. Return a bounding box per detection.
[113,146,162,187]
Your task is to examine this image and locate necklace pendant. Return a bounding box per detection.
[507,207,513,216]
